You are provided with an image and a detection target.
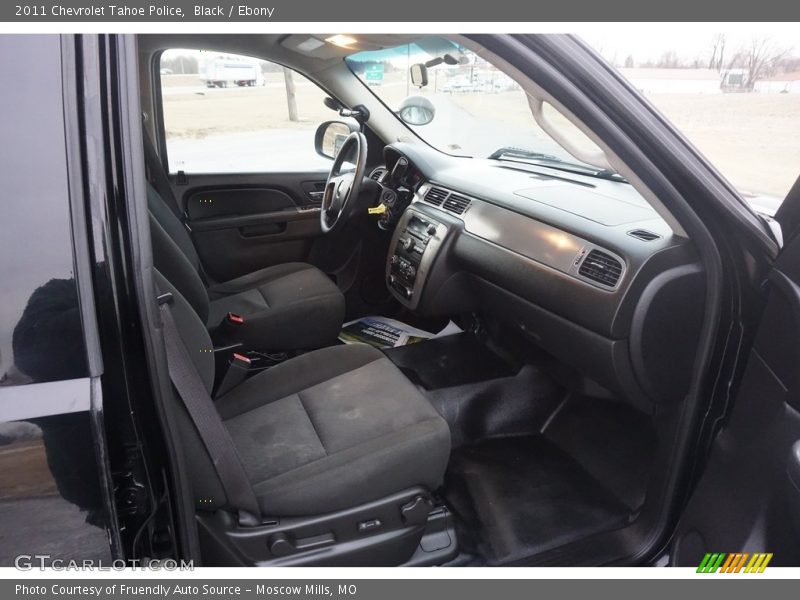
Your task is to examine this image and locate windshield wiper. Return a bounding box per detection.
[488,147,561,162]
[488,146,627,183]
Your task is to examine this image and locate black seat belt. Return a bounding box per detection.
[142,128,184,221]
[157,292,261,526]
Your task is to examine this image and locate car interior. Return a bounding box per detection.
[133,34,709,566]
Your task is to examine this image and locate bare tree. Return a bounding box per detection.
[739,36,793,89]
[708,33,726,71]
[775,55,800,73]
[656,50,682,69]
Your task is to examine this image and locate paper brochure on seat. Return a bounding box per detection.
[338,316,461,349]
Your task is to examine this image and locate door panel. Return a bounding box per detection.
[671,235,800,567]
[186,187,297,219]
[171,171,329,281]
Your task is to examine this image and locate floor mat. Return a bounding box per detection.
[424,365,563,447]
[386,332,657,564]
[544,395,657,510]
[444,435,631,565]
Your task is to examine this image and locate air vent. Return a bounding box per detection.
[578,249,623,288]
[627,229,662,242]
[424,187,448,207]
[442,193,470,215]
[370,168,386,182]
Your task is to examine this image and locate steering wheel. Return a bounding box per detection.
[320,131,367,233]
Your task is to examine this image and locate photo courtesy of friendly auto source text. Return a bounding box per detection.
[16,585,338,596]
[0,0,799,595]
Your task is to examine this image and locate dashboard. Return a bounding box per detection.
[377,143,706,412]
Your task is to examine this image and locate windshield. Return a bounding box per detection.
[345,37,608,178]
[347,33,800,213]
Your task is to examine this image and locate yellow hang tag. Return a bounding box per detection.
[368,204,387,215]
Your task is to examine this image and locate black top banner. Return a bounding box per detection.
[2,0,800,22]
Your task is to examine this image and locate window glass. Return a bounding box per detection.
[347,32,799,214]
[160,50,333,173]
[581,28,800,213]
[346,39,613,182]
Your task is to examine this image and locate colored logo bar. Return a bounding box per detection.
[697,552,773,573]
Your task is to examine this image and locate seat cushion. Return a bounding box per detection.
[206,263,345,351]
[215,343,451,516]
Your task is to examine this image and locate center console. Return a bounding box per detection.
[386,208,448,310]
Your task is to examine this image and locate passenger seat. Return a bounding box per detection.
[154,269,451,564]
[147,183,345,352]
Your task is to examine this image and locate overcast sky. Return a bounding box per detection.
[578,24,797,65]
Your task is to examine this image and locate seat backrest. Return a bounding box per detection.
[146,181,200,267]
[148,184,211,323]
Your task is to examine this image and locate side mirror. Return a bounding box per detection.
[315,121,356,159]
[410,64,429,88]
[397,95,436,126]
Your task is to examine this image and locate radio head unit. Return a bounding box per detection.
[386,209,447,309]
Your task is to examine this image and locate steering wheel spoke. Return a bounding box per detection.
[320,132,367,233]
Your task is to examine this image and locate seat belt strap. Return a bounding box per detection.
[158,293,261,526]
[142,128,184,221]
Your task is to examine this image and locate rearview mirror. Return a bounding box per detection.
[315,121,356,159]
[410,64,429,88]
[397,95,436,126]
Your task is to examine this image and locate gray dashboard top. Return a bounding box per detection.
[384,142,680,261]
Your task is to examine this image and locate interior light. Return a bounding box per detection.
[325,35,358,48]
[296,37,325,53]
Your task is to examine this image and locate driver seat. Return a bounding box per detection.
[148,183,345,351]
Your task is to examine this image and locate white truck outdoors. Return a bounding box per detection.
[200,56,263,88]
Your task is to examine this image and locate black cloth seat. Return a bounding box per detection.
[217,343,450,515]
[156,270,451,517]
[147,184,344,351]
[205,262,344,350]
